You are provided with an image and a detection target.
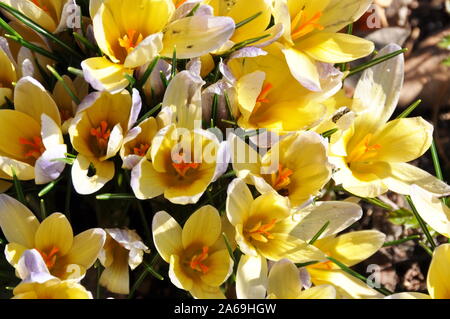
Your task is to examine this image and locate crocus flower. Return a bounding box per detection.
[153,205,234,299]
[83,0,235,93]
[0,194,106,281]
[12,249,93,299]
[69,89,141,194]
[99,228,150,295]
[0,76,66,185]
[231,130,332,208]
[272,0,374,91]
[330,44,450,198]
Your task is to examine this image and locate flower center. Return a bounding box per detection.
[346,134,382,164]
[90,120,111,156]
[133,143,150,157]
[37,246,60,270]
[29,0,49,12]
[118,29,144,55]
[270,164,294,193]
[254,82,273,114]
[245,219,277,243]
[19,136,45,160]
[172,152,200,177]
[291,10,324,40]
[189,246,210,274]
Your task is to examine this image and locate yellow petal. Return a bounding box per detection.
[14,77,61,127]
[169,254,193,291]
[230,134,262,180]
[152,211,183,263]
[201,249,233,287]
[0,179,11,193]
[1,0,57,32]
[301,32,374,64]
[4,243,28,267]
[411,185,450,238]
[320,0,372,32]
[249,191,291,221]
[315,230,386,267]
[182,205,221,249]
[0,45,16,86]
[81,57,133,94]
[226,178,254,226]
[257,233,326,263]
[236,254,268,299]
[282,47,321,91]
[297,285,337,299]
[34,213,73,256]
[236,71,265,122]
[267,259,302,299]
[427,244,450,299]
[308,268,383,299]
[0,194,39,247]
[189,280,225,299]
[161,15,235,59]
[372,117,433,163]
[64,228,106,269]
[71,155,115,195]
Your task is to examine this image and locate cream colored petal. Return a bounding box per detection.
[427,244,450,299]
[169,254,193,291]
[14,77,61,127]
[64,228,106,269]
[34,213,73,256]
[72,155,115,195]
[320,0,372,32]
[5,243,28,267]
[282,47,321,92]
[267,259,302,299]
[124,33,163,69]
[182,205,221,249]
[410,185,450,238]
[297,285,337,299]
[0,194,39,247]
[152,211,183,263]
[161,15,235,59]
[236,71,265,122]
[385,292,431,299]
[236,254,268,299]
[130,159,166,200]
[99,244,130,295]
[226,178,254,226]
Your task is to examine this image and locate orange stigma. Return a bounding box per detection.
[119,29,144,54]
[133,143,150,157]
[90,121,111,154]
[30,0,49,12]
[246,219,277,243]
[37,247,60,269]
[19,136,45,159]
[175,0,188,8]
[270,164,294,192]
[291,10,324,40]
[190,246,210,274]
[172,153,200,177]
[347,134,382,164]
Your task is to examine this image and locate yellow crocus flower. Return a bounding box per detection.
[99,229,150,295]
[272,0,374,91]
[306,230,386,299]
[330,44,450,198]
[227,42,343,132]
[69,89,141,195]
[231,131,332,207]
[387,244,450,299]
[0,76,67,185]
[226,178,326,263]
[0,194,106,281]
[0,0,75,33]
[83,0,235,93]
[12,249,93,299]
[152,205,234,299]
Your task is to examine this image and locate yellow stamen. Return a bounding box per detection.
[37,246,59,269]
[118,29,144,55]
[189,246,209,274]
[19,136,45,159]
[133,143,150,157]
[172,153,200,177]
[291,10,324,40]
[347,134,382,164]
[246,219,277,243]
[270,164,294,192]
